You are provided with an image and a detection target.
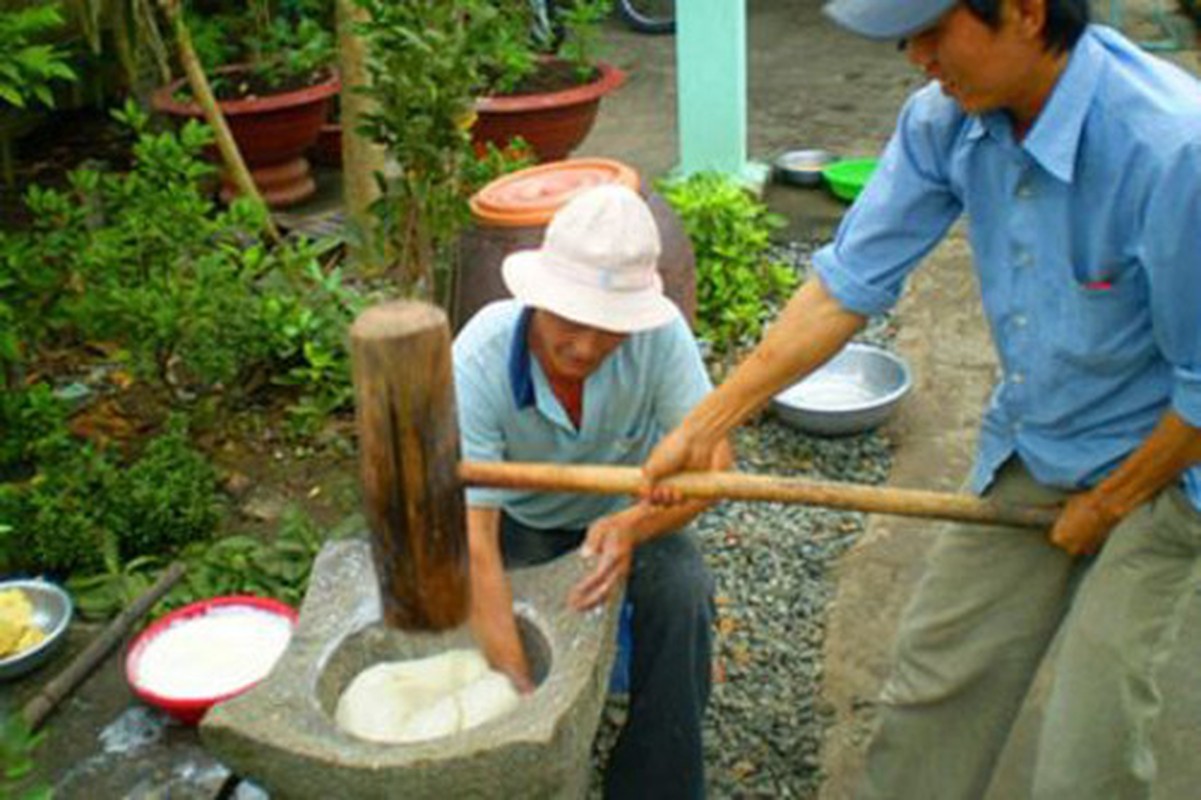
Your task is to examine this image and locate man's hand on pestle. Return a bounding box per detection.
[568,517,634,611]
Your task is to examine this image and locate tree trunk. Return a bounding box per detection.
[156,0,280,242]
[336,0,389,273]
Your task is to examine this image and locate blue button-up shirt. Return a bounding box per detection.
[453,300,712,529]
[814,25,1201,510]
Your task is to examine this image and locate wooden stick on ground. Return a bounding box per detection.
[22,561,187,732]
[458,461,1061,530]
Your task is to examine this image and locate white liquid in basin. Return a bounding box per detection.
[785,375,877,410]
[134,607,293,699]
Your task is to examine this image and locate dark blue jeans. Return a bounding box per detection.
[501,512,714,800]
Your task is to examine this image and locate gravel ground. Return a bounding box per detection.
[590,242,899,798]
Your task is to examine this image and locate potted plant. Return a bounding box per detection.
[471,0,626,162]
[350,1,533,301]
[150,0,338,207]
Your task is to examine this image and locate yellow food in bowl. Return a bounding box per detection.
[0,589,47,658]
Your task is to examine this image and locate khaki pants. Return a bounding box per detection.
[857,460,1201,800]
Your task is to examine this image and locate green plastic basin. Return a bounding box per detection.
[822,158,879,202]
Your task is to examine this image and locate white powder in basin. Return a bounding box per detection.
[134,607,293,699]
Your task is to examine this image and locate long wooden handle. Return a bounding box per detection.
[22,561,187,731]
[458,461,1060,529]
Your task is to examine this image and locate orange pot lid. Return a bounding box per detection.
[470,158,641,227]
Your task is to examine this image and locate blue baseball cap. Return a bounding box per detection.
[823,0,958,40]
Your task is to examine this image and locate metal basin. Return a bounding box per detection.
[774,148,837,187]
[771,343,911,436]
[0,578,73,681]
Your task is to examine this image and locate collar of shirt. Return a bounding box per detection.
[507,306,536,409]
[505,306,594,433]
[966,28,1102,184]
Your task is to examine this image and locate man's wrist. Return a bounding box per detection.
[1086,486,1129,528]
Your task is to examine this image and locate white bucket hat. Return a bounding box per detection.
[501,184,678,333]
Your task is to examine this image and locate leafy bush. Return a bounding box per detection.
[353,0,490,299]
[0,385,66,479]
[659,172,799,358]
[1,101,367,591]
[1,710,49,798]
[0,3,77,109]
[473,0,613,94]
[184,0,335,96]
[1,101,361,410]
[0,442,119,576]
[68,506,349,621]
[110,420,220,558]
[0,419,219,577]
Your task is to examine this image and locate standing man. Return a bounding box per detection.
[643,1,1201,798]
[454,184,732,798]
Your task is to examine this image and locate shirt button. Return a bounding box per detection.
[1012,420,1023,433]
[1013,314,1028,328]
[1016,182,1034,199]
[1016,250,1033,268]
[1011,372,1025,384]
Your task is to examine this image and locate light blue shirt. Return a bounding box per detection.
[813,25,1201,510]
[453,299,712,529]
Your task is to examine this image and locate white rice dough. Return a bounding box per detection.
[335,648,522,744]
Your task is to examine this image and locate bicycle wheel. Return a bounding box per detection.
[617,0,676,35]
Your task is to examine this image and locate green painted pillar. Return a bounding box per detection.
[676,0,767,185]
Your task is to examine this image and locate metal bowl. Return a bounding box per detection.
[774,148,837,187]
[771,343,912,436]
[0,579,73,681]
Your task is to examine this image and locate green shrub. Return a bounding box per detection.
[68,506,348,621]
[185,0,335,97]
[1,420,219,577]
[659,172,799,358]
[0,442,119,576]
[1,101,362,414]
[0,385,66,478]
[0,3,77,110]
[110,420,219,559]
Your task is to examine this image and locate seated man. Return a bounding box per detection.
[453,184,732,799]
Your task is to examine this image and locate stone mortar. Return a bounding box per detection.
[201,538,621,799]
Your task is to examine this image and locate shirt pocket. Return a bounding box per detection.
[1054,262,1151,368]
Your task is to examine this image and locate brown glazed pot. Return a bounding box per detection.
[151,67,341,208]
[472,60,626,163]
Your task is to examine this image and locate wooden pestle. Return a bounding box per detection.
[459,461,1061,530]
[350,301,470,631]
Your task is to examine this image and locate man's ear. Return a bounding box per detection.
[1012,0,1048,41]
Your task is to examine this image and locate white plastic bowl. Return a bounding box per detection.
[125,595,297,724]
[771,343,912,436]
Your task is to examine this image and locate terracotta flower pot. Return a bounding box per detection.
[472,60,626,163]
[151,67,341,208]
